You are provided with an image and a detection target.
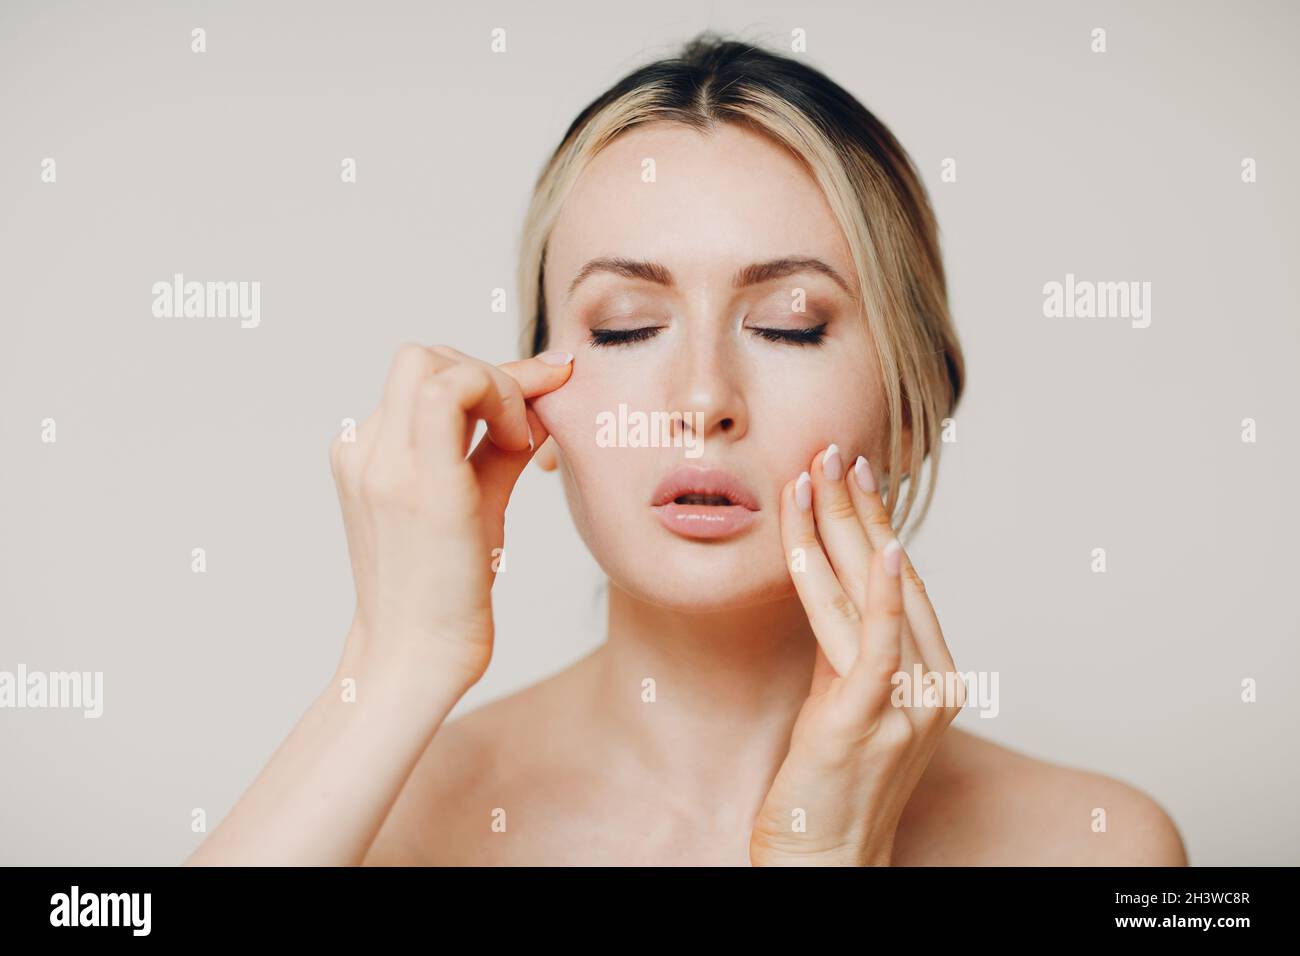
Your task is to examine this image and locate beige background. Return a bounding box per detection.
[1,0,1296,865]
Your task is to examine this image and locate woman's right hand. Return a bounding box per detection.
[331,343,574,695]
[186,344,573,866]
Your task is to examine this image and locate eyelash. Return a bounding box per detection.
[588,323,828,349]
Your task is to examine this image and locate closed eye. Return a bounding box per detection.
[588,326,664,348]
[750,323,828,346]
[587,323,828,348]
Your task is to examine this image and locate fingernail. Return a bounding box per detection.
[884,538,902,576]
[854,455,876,493]
[795,472,812,511]
[528,425,536,452]
[537,350,573,366]
[822,443,843,482]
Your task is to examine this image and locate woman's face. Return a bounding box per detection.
[530,121,889,611]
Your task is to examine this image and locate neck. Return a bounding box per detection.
[587,577,818,824]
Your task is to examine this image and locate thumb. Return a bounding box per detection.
[498,350,574,400]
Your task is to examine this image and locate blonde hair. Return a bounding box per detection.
[517,33,964,535]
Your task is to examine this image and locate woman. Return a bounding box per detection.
[188,34,1187,866]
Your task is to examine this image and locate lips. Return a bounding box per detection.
[650,466,761,540]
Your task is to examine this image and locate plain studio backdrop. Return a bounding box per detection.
[1,0,1296,866]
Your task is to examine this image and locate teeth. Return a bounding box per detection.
[675,493,733,506]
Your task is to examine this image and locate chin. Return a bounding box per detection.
[595,528,796,612]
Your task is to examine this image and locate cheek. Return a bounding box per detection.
[530,357,642,506]
[757,379,883,478]
[530,357,607,455]
[529,359,643,551]
[532,351,664,452]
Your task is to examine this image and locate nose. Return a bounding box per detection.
[661,320,749,447]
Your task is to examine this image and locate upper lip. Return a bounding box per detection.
[650,466,761,510]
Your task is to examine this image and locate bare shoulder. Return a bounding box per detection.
[364,688,1190,866]
[362,668,585,866]
[898,728,1189,866]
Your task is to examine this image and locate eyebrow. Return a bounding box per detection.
[564,255,855,301]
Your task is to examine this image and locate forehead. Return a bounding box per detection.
[545,121,855,301]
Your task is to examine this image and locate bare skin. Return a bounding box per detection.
[361,122,1186,867]
[364,647,1187,867]
[364,119,1190,868]
[190,120,1188,868]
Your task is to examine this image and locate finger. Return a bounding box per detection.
[845,542,905,721]
[409,362,514,471]
[808,644,838,698]
[779,472,860,677]
[844,454,895,554]
[379,343,454,441]
[497,350,575,400]
[846,455,956,675]
[808,443,874,612]
[425,345,533,453]
[894,614,940,724]
[818,450,924,684]
[470,402,550,515]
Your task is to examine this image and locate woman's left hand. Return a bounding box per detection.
[750,445,965,866]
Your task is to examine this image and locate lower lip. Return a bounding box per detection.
[651,502,759,540]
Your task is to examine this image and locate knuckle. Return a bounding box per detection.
[949,675,968,709]
[917,698,947,729]
[417,377,451,405]
[821,703,868,747]
[862,508,894,533]
[876,651,902,681]
[871,595,903,622]
[821,495,859,522]
[793,530,821,553]
[886,589,905,614]
[827,590,861,624]
[439,361,490,398]
[393,341,430,369]
[876,714,914,751]
[389,343,436,386]
[499,376,525,410]
[904,565,927,592]
[465,363,494,392]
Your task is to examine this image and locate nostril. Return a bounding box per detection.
[720,418,734,431]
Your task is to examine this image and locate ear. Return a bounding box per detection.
[533,435,559,472]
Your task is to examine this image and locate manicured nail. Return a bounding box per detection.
[854,455,876,493]
[822,443,843,482]
[795,472,812,511]
[883,538,902,576]
[537,350,573,366]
